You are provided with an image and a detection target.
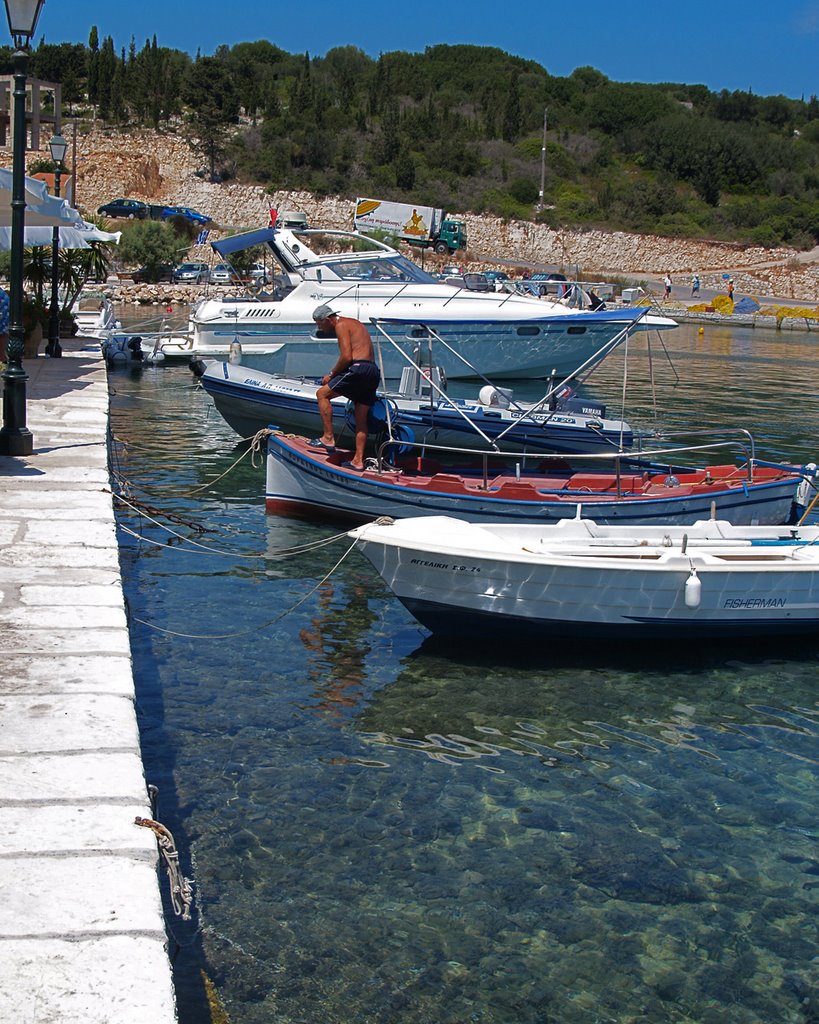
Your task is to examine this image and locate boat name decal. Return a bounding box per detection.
[723,597,787,609]
[411,558,481,573]
[510,412,577,425]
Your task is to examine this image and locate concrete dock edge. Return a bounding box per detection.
[0,340,177,1023]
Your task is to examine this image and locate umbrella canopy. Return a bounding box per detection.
[0,223,121,249]
[0,167,120,248]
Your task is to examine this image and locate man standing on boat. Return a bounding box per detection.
[311,304,381,471]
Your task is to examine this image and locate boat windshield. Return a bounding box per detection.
[315,254,438,284]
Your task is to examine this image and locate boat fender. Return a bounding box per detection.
[795,465,817,508]
[229,341,243,364]
[190,358,208,378]
[684,568,701,609]
[383,424,415,464]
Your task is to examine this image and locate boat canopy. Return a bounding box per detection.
[212,227,277,256]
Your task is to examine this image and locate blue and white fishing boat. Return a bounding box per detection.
[195,357,634,454]
[265,431,812,527]
[153,211,678,379]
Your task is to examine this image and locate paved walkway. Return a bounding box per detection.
[0,340,176,1023]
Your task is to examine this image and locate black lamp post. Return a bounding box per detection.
[0,0,45,457]
[46,131,67,357]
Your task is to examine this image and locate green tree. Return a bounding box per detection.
[87,26,99,106]
[182,56,239,179]
[117,221,182,278]
[502,74,521,143]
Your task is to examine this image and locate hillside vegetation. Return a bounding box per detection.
[9,33,819,248]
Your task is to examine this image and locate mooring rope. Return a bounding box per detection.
[113,490,350,559]
[134,816,194,920]
[130,537,361,639]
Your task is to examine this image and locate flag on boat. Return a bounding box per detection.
[196,228,210,245]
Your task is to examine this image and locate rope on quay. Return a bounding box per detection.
[134,816,194,921]
[130,537,361,639]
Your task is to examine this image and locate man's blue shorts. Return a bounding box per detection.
[328,360,381,406]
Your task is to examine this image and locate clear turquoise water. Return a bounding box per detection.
[110,321,819,1024]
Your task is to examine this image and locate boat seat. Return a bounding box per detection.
[422,474,468,493]
[488,481,542,499]
[566,474,646,493]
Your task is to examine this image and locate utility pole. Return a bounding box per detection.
[537,107,548,211]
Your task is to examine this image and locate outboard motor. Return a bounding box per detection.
[127,336,144,362]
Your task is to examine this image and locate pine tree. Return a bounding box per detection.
[87,26,100,108]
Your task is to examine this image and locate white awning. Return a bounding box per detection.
[0,167,91,229]
[0,167,120,248]
[0,224,121,249]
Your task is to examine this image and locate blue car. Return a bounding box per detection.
[160,205,212,226]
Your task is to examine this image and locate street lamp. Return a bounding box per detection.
[46,131,67,357]
[0,0,45,456]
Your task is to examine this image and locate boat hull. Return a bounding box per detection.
[180,305,674,380]
[265,434,801,527]
[199,361,634,454]
[351,517,819,639]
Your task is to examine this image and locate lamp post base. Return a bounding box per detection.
[0,425,33,455]
[0,368,33,455]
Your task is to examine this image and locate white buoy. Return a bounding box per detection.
[685,568,701,608]
[229,341,243,364]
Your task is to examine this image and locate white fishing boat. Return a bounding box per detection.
[152,211,678,379]
[349,514,819,639]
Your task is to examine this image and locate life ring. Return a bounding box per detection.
[247,282,263,297]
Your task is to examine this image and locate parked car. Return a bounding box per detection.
[97,198,149,219]
[160,205,212,226]
[441,264,463,276]
[483,270,509,284]
[131,264,175,284]
[249,262,270,284]
[208,263,234,284]
[529,272,568,282]
[172,262,209,284]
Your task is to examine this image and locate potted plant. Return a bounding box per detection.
[22,294,47,357]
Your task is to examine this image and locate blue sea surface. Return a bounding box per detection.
[109,321,819,1023]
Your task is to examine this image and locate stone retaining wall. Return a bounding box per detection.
[4,124,818,301]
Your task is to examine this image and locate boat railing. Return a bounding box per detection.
[369,313,648,449]
[371,431,773,494]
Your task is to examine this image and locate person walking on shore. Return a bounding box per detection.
[691,274,700,297]
[727,278,734,300]
[663,273,672,300]
[311,304,381,471]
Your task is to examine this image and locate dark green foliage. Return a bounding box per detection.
[117,220,182,274]
[25,31,819,247]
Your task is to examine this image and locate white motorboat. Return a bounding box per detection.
[72,292,120,342]
[349,514,819,639]
[153,211,677,379]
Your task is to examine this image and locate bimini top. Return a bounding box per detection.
[211,227,277,256]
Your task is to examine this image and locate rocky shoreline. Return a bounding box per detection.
[4,124,814,305]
